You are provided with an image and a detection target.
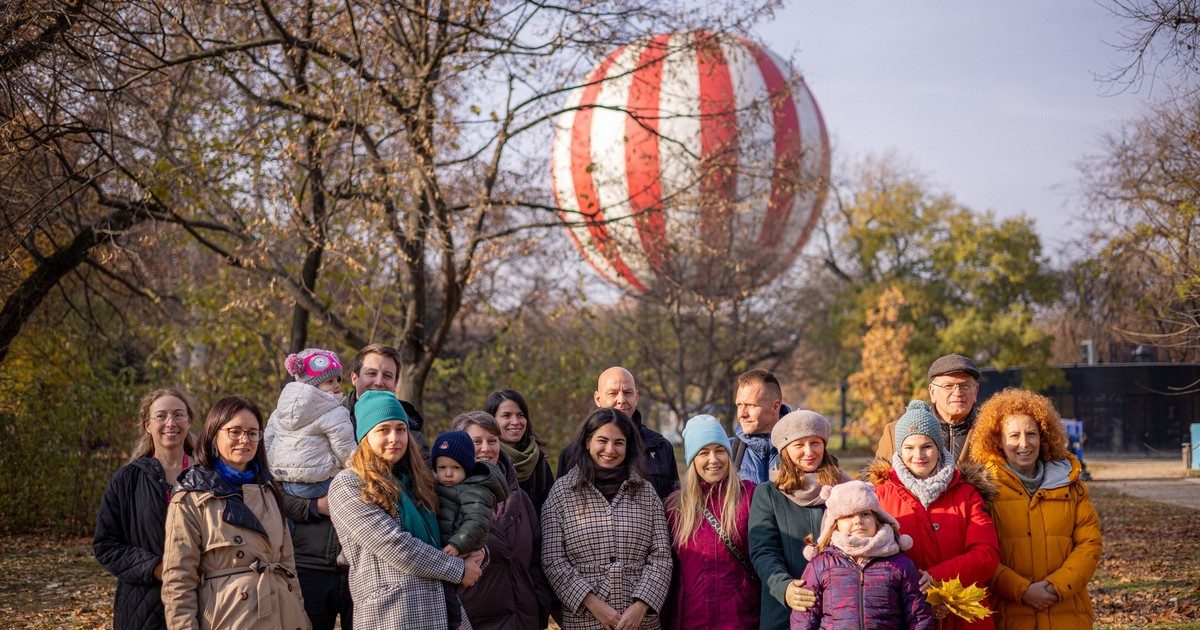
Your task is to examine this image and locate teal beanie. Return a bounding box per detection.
[682,414,732,467]
[355,390,409,443]
[893,400,946,454]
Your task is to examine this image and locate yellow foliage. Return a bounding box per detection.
[925,577,992,622]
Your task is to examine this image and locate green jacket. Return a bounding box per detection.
[435,460,508,554]
[748,482,825,630]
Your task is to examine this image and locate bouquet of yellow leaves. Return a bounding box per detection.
[925,577,992,622]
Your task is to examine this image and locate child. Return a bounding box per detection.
[429,430,508,555]
[792,480,934,630]
[264,348,357,499]
[430,430,508,630]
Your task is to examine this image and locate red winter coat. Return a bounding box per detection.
[665,479,759,629]
[867,459,1000,630]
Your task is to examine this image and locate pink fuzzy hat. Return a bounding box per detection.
[804,480,912,560]
[285,348,343,388]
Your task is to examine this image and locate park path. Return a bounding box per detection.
[1085,457,1200,512]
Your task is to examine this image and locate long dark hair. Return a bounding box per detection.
[196,395,268,475]
[484,388,545,447]
[569,407,645,491]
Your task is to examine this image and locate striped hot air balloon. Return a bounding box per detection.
[551,31,830,296]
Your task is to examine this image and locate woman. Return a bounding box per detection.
[541,408,672,629]
[94,388,197,629]
[866,400,1000,630]
[748,410,848,630]
[965,389,1102,629]
[451,411,553,630]
[665,415,758,629]
[328,390,483,629]
[160,395,309,630]
[485,389,555,515]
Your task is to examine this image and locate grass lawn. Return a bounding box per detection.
[0,484,1196,628]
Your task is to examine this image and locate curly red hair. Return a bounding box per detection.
[966,388,1070,464]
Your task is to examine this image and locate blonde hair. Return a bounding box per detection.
[668,446,743,546]
[348,432,438,516]
[128,388,197,464]
[776,447,841,494]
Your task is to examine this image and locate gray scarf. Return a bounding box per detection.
[1007,460,1046,496]
[892,451,955,508]
[774,469,852,508]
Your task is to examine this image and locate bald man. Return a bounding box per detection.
[557,366,680,499]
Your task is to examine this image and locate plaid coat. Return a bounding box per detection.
[541,467,673,629]
[328,468,471,630]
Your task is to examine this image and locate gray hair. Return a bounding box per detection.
[451,410,501,437]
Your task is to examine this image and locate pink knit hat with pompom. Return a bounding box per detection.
[284,348,343,388]
[803,480,913,560]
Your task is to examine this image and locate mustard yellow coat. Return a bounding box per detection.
[980,454,1101,630]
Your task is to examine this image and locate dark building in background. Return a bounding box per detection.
[979,364,1200,455]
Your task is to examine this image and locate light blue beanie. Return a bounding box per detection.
[682,414,732,467]
[355,390,409,443]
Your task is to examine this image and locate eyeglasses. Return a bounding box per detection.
[150,411,189,423]
[222,427,262,442]
[930,382,976,394]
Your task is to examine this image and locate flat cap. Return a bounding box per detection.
[927,353,980,380]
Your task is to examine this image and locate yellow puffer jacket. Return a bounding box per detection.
[980,453,1101,630]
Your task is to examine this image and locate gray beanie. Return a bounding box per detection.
[771,410,832,451]
[893,400,946,454]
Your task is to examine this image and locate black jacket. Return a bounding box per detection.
[93,457,178,630]
[556,409,680,500]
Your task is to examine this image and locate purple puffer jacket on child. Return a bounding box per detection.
[790,548,934,630]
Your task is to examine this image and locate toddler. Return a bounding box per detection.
[430,430,508,555]
[264,348,357,499]
[791,480,934,630]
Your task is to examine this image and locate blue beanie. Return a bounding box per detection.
[354,390,409,443]
[430,431,475,473]
[682,414,732,467]
[893,400,946,454]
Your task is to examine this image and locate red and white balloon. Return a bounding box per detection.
[552,32,830,296]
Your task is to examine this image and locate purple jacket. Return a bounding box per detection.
[790,548,934,630]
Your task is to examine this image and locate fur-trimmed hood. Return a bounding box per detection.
[862,457,998,507]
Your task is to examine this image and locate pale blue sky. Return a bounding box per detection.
[755,1,1156,252]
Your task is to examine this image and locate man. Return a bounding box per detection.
[557,366,680,499]
[875,353,981,465]
[282,343,428,630]
[343,343,428,455]
[731,369,791,483]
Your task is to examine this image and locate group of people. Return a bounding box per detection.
[92,346,1102,630]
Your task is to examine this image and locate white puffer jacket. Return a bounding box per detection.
[265,382,357,484]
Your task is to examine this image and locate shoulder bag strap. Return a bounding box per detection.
[702,506,757,579]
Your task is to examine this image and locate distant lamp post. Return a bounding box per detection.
[839,379,849,449]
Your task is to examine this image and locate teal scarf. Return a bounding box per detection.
[396,473,440,547]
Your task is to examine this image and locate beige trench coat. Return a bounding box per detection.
[161,473,310,630]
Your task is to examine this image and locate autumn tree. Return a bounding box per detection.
[1104,0,1200,94]
[1076,95,1200,363]
[847,285,912,439]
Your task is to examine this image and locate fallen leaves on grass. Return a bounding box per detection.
[1088,485,1200,629]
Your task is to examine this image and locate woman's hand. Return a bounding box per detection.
[932,604,950,620]
[1021,581,1057,610]
[315,496,329,516]
[582,594,621,629]
[460,553,483,587]
[153,563,163,581]
[918,570,933,592]
[615,600,648,630]
[442,544,460,557]
[785,579,816,611]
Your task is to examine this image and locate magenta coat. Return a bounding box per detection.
[666,479,759,629]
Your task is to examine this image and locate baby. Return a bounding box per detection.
[791,480,934,630]
[264,348,356,499]
[430,430,508,556]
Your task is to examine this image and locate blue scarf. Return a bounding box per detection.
[396,472,441,548]
[215,458,259,488]
[735,425,777,483]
